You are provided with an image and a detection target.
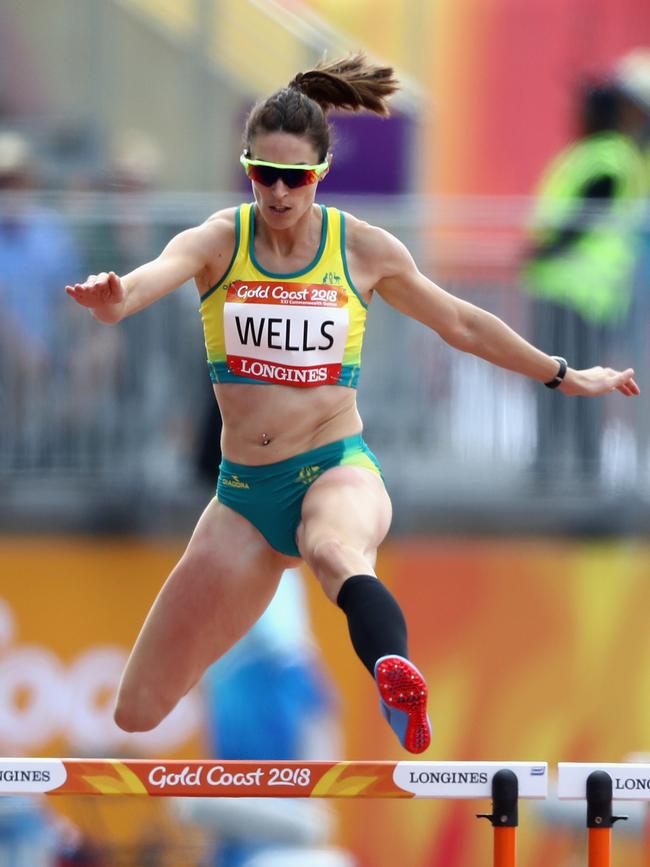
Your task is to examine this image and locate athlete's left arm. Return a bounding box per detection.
[368,225,639,397]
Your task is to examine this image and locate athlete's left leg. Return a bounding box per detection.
[297,464,391,599]
[296,466,431,754]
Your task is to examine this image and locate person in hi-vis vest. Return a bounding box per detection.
[524,76,649,484]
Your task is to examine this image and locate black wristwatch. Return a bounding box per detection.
[544,356,568,389]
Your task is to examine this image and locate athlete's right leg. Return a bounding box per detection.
[114,498,298,732]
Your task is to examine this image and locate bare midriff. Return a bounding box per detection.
[214,382,362,464]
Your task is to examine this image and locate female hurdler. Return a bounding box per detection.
[66,54,639,754]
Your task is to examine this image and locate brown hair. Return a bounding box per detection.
[243,52,400,161]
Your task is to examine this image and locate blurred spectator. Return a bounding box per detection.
[85,129,167,273]
[0,130,84,465]
[176,568,356,867]
[522,73,649,485]
[75,130,204,488]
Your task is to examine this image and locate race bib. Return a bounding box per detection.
[223,280,350,386]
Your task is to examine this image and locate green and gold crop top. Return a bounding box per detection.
[199,203,368,388]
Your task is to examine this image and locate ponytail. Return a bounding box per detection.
[288,52,399,116]
[244,52,400,160]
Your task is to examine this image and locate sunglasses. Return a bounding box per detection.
[240,154,329,188]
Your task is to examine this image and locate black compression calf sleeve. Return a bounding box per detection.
[336,574,409,676]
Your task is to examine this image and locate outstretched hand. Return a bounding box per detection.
[560,366,640,397]
[65,271,124,309]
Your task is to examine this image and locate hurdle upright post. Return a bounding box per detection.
[586,770,627,867]
[559,764,634,867]
[477,769,519,867]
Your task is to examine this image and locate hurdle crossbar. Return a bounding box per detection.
[0,758,548,799]
[559,763,650,801]
[1,760,547,867]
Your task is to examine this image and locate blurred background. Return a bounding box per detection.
[1,0,650,864]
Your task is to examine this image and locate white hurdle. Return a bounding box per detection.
[0,758,547,799]
[558,762,650,866]
[10,757,650,865]
[0,758,548,867]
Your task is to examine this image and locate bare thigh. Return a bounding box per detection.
[296,465,392,601]
[115,498,298,732]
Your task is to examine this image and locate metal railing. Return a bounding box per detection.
[1,191,648,533]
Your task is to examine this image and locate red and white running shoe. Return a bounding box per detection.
[374,655,432,754]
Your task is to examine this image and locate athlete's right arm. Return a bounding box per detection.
[65,216,231,324]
